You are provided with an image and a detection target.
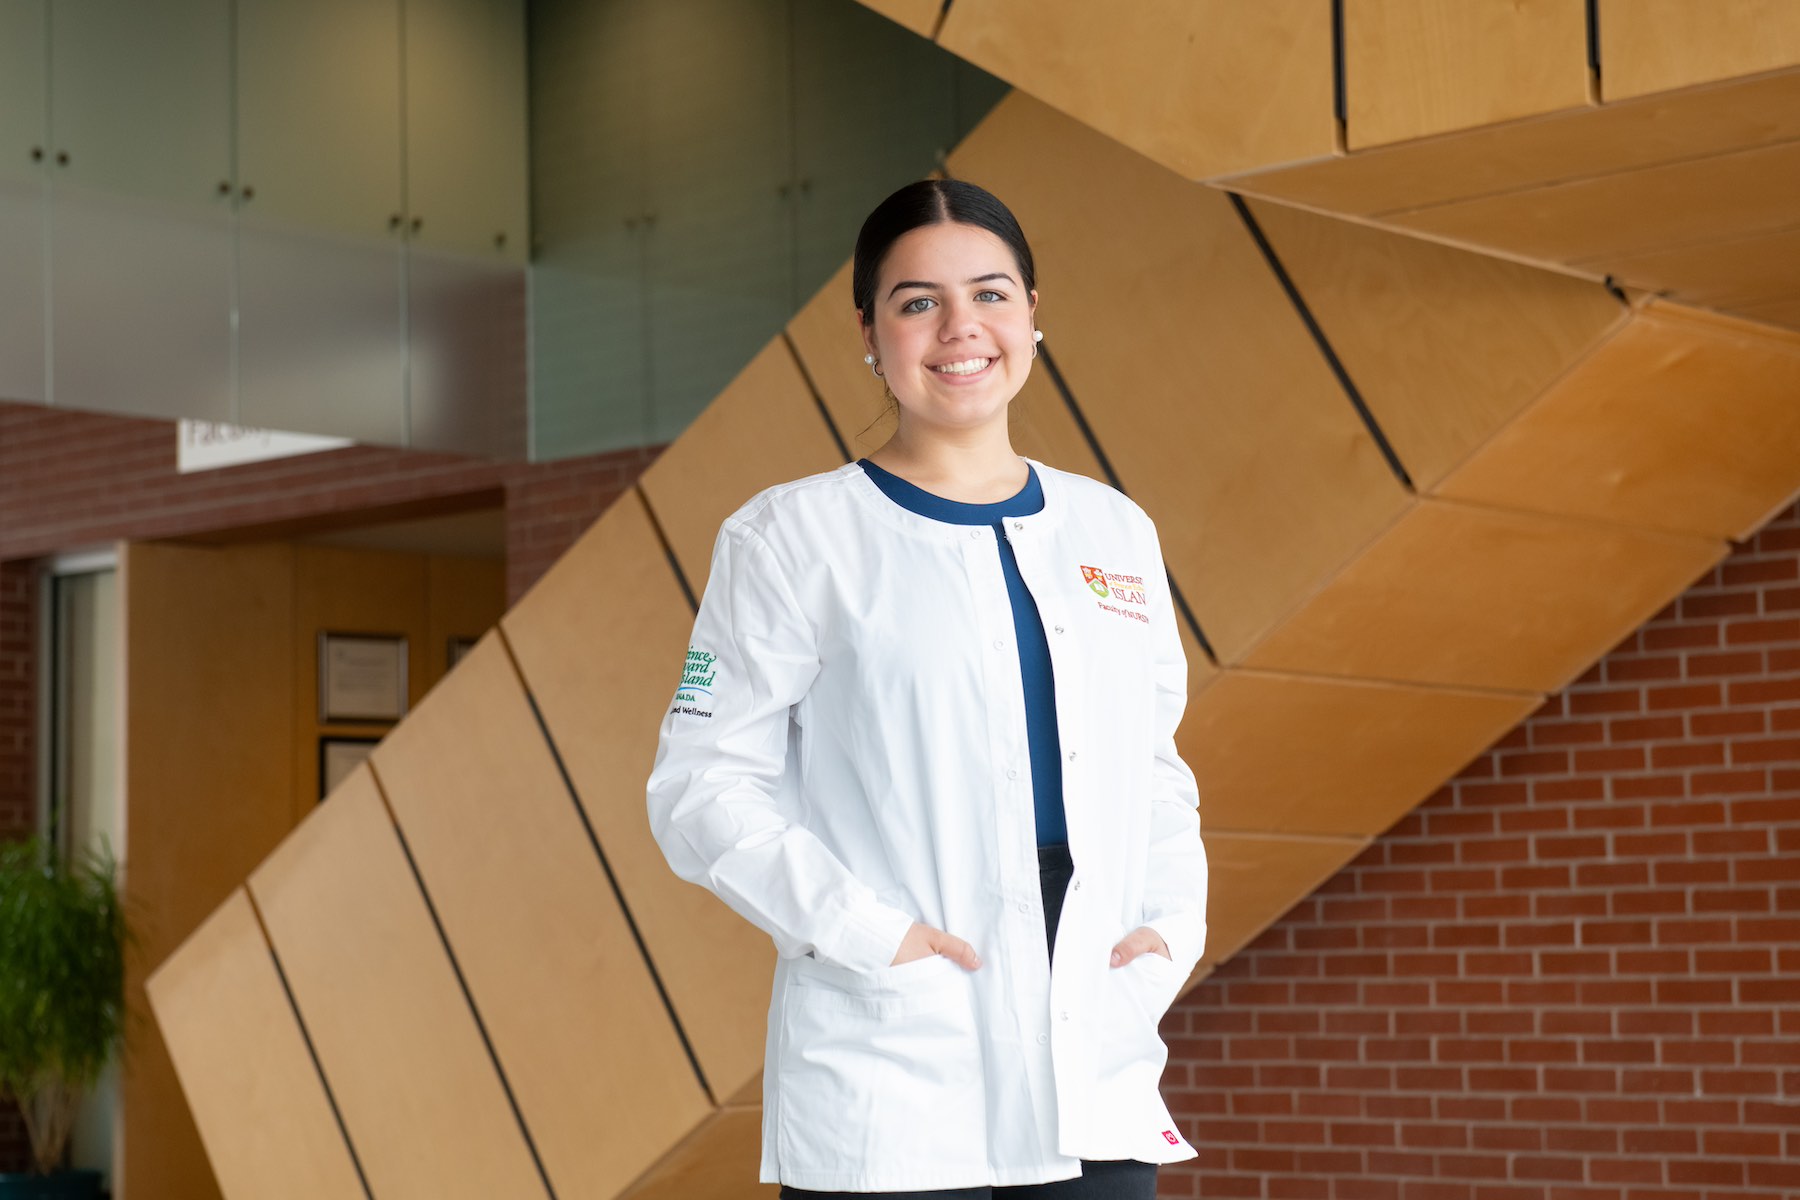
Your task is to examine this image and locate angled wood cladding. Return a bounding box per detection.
[1241,500,1726,693]
[502,495,775,1103]
[638,335,846,591]
[948,92,1410,664]
[1598,0,1800,100]
[249,767,547,1199]
[852,0,940,39]
[1199,832,1368,969]
[1434,305,1800,540]
[145,890,365,1200]
[618,1108,775,1200]
[936,0,1336,180]
[1182,671,1540,838]
[1244,198,1624,491]
[1342,0,1592,149]
[369,631,713,1197]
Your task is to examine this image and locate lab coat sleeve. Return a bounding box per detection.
[645,519,918,973]
[1137,520,1210,973]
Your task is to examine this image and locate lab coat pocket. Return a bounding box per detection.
[1092,952,1194,1163]
[775,953,987,1181]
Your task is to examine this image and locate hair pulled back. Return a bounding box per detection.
[852,179,1036,327]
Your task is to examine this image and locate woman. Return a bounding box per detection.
[646,179,1208,1198]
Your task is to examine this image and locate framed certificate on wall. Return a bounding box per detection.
[318,632,409,723]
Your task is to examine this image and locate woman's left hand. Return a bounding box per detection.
[1109,926,1172,967]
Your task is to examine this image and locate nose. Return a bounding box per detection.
[939,296,984,340]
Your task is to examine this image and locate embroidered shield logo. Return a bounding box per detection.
[1080,565,1110,598]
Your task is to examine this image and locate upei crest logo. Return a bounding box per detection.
[1080,565,1111,598]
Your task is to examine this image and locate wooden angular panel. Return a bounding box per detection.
[620,1108,775,1200]
[638,336,845,592]
[249,767,545,1200]
[784,259,1108,478]
[1391,138,1800,266]
[146,890,364,1200]
[1435,305,1800,540]
[1738,296,1800,333]
[1601,223,1800,311]
[937,0,1335,181]
[1225,70,1800,218]
[852,0,938,39]
[369,631,712,1197]
[1600,0,1800,101]
[1199,832,1367,968]
[1343,0,1591,150]
[949,92,1410,663]
[1181,669,1539,838]
[1246,198,1624,489]
[501,495,774,1103]
[1241,498,1726,693]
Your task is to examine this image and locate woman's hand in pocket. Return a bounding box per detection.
[891,922,982,970]
[1109,926,1171,967]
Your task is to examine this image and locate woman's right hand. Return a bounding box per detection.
[891,922,982,970]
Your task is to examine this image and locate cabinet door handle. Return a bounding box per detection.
[241,184,255,200]
[409,216,422,234]
[389,213,403,232]
[55,150,68,166]
[494,231,507,250]
[218,180,232,196]
[30,146,43,163]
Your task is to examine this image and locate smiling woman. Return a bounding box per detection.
[645,178,1208,1199]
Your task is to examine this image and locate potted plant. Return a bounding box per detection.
[0,836,129,1199]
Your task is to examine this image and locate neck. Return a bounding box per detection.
[866,419,1027,503]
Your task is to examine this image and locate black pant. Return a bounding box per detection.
[778,844,1158,1199]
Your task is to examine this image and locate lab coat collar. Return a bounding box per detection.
[839,456,1066,543]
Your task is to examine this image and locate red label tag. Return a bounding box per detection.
[1162,1129,1179,1145]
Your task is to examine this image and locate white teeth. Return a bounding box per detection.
[932,357,991,375]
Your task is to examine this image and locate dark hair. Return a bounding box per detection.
[852,179,1036,327]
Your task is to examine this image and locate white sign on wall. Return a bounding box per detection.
[177,420,355,474]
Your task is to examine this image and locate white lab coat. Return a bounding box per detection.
[645,458,1208,1192]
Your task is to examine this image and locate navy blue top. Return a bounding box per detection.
[856,459,1067,846]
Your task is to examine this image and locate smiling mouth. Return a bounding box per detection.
[931,356,994,376]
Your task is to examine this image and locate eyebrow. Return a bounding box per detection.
[886,272,1016,300]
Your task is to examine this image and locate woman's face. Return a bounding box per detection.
[858,221,1038,438]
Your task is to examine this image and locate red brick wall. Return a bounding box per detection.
[1159,501,1800,1200]
[0,399,661,1174]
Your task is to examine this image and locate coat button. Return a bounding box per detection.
[1007,767,1019,780]
[969,530,982,540]
[1013,521,1024,531]
[993,639,1005,650]
[1054,625,1065,634]
[1037,1033,1049,1045]
[1017,901,1030,913]
[1067,750,1077,761]
[1073,880,1082,891]
[1059,1011,1070,1021]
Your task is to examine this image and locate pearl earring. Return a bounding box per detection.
[864,354,883,378]
[1032,329,1043,358]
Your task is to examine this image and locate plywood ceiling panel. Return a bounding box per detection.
[1390,137,1800,266]
[1181,669,1540,838]
[1435,305,1800,540]
[1599,0,1800,101]
[502,495,776,1103]
[145,890,365,1200]
[949,92,1410,663]
[1224,70,1800,216]
[1241,499,1726,693]
[1199,832,1368,968]
[1247,197,1624,490]
[249,768,546,1199]
[938,0,1335,181]
[638,336,846,593]
[370,632,712,1197]
[1343,0,1591,150]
